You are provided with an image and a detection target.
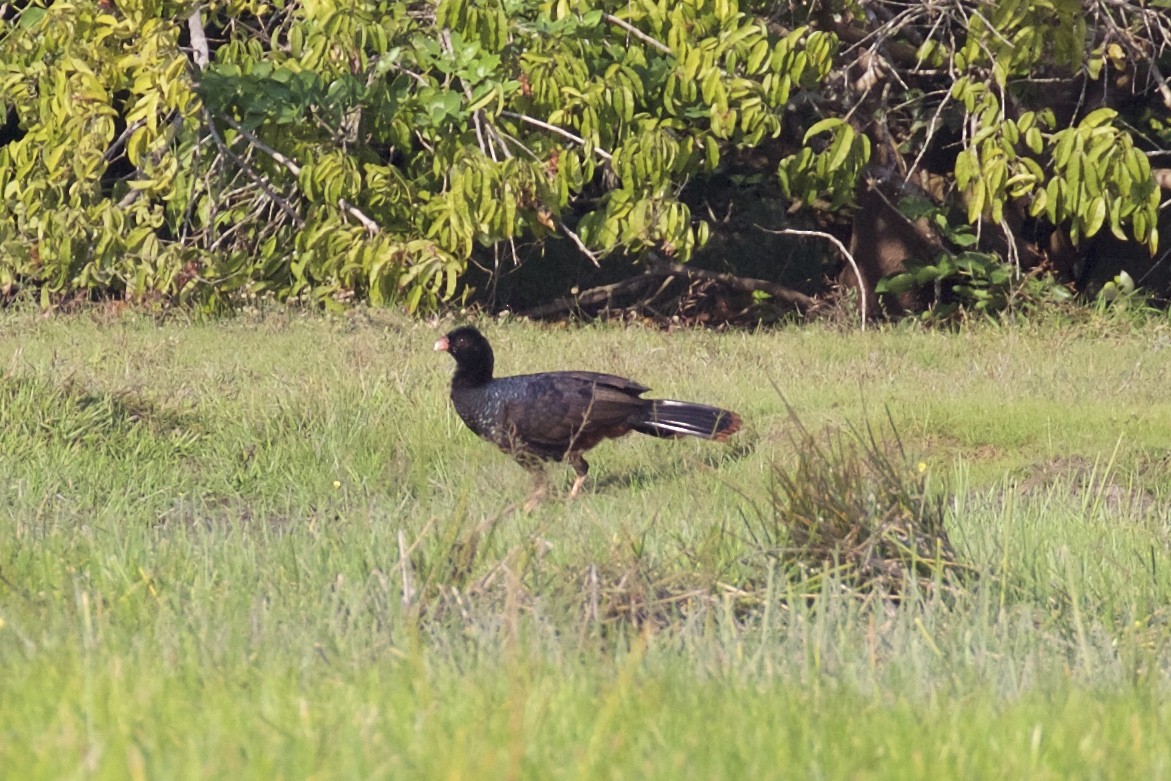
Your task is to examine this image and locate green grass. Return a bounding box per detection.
[3,308,1171,779]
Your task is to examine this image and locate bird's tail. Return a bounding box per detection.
[632,399,741,441]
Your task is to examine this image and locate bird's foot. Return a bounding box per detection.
[569,474,588,499]
[523,485,547,512]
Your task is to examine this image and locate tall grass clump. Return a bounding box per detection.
[742,409,967,598]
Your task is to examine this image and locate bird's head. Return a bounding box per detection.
[435,326,494,385]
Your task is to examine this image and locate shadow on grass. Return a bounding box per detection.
[589,434,758,494]
[0,370,203,452]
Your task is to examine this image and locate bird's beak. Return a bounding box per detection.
[433,336,449,352]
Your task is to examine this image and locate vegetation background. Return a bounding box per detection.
[0,0,1168,319]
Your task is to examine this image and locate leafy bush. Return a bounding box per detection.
[875,197,1074,319]
[0,0,1164,313]
[0,0,837,311]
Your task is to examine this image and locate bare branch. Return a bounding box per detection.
[218,113,303,174]
[602,13,672,55]
[341,199,380,235]
[203,109,304,228]
[187,8,210,71]
[117,189,143,209]
[500,111,614,162]
[758,227,868,327]
[102,119,146,163]
[560,223,602,267]
[1150,63,1171,111]
[494,129,541,161]
[216,113,380,234]
[904,88,953,186]
[209,196,272,252]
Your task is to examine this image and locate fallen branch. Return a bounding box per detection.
[645,254,818,309]
[520,255,817,320]
[521,274,661,319]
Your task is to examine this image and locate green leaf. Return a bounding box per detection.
[967,179,986,223]
[19,6,46,28]
[826,126,854,171]
[1025,127,1044,155]
[1080,107,1118,129]
[746,38,770,74]
[803,118,844,143]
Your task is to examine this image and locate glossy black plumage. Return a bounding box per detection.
[435,326,740,502]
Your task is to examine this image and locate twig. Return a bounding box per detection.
[204,109,304,228]
[494,129,541,161]
[758,227,868,327]
[500,111,613,161]
[217,113,380,234]
[209,196,271,251]
[904,88,952,186]
[114,111,184,209]
[187,8,210,71]
[1150,63,1171,111]
[219,114,302,173]
[101,119,146,163]
[560,223,602,267]
[998,218,1021,276]
[602,13,672,55]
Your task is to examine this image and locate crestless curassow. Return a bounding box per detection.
[435,326,741,505]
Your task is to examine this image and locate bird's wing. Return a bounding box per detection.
[541,371,651,395]
[499,372,647,449]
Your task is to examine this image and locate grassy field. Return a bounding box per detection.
[3,308,1171,779]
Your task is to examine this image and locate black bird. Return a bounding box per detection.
[435,326,741,505]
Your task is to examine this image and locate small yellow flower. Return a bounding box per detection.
[917,462,928,473]
[333,480,342,490]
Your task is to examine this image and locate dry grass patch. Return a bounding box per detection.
[743,409,969,599]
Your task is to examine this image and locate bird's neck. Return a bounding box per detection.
[452,360,493,389]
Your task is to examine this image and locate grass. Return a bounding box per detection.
[3,307,1171,779]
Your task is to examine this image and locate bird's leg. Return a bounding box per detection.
[519,454,548,511]
[568,454,590,499]
[523,480,546,512]
[569,474,587,499]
